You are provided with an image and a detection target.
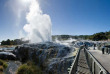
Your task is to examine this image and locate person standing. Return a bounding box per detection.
[107,47,110,54]
[94,44,96,50]
[106,47,108,54]
[102,46,105,54]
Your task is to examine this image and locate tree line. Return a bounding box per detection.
[52,31,110,41]
[1,39,29,45]
[89,31,110,41]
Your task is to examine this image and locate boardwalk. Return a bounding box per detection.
[89,49,110,73]
[76,49,91,74]
[69,47,109,74]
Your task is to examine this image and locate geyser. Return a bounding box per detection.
[23,0,52,43]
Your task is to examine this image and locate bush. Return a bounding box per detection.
[17,64,33,74]
[0,60,3,65]
[17,61,42,74]
[3,62,8,69]
[0,59,8,69]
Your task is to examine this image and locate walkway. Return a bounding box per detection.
[76,49,91,74]
[89,49,110,73]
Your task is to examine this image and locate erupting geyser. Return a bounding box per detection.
[23,0,52,43]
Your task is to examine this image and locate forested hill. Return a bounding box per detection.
[52,31,110,41]
[52,35,90,41]
[89,31,110,41]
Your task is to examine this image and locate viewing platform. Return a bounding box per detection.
[76,49,91,74]
[89,49,110,73]
[69,47,110,74]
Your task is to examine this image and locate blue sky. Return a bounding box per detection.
[0,0,110,41]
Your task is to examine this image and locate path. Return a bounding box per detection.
[76,49,91,74]
[89,49,110,73]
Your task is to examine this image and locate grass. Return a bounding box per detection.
[17,61,42,74]
[17,64,33,74]
[0,60,8,69]
[0,59,8,74]
[3,62,8,69]
[0,60,3,65]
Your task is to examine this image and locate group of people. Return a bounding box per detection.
[102,46,110,54]
[83,42,110,55]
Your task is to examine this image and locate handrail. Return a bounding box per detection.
[69,46,109,74]
[69,47,81,74]
[85,48,109,74]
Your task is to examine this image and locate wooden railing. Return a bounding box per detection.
[69,46,109,74]
[69,47,82,74]
[84,48,109,74]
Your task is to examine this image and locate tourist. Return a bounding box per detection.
[84,44,87,49]
[102,46,105,54]
[94,44,96,50]
[108,48,110,54]
[105,47,108,54]
[107,47,110,54]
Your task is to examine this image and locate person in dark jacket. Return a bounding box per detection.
[94,44,96,50]
[108,48,110,54]
[106,47,109,54]
[102,47,104,54]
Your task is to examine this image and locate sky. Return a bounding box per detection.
[0,0,110,41]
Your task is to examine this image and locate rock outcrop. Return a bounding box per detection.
[14,42,75,74]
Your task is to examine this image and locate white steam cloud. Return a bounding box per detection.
[6,0,52,43]
[23,0,52,43]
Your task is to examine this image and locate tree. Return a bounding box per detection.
[1,40,6,45]
[7,39,11,45]
[90,32,108,41]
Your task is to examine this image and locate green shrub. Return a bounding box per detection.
[3,62,8,69]
[17,64,33,74]
[0,59,8,69]
[27,61,35,66]
[17,61,42,74]
[31,65,42,74]
[0,60,4,65]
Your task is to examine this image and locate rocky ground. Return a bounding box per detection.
[13,42,76,74]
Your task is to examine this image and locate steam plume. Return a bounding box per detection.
[23,0,52,43]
